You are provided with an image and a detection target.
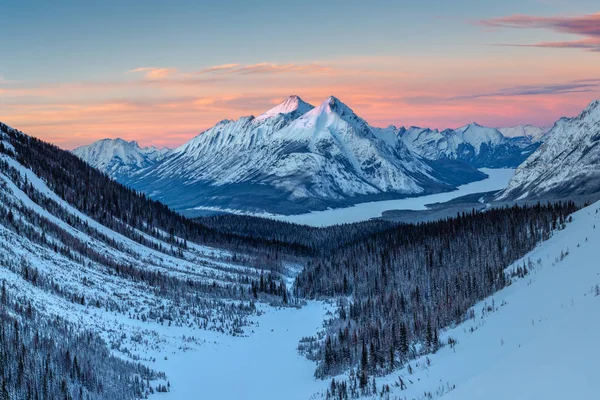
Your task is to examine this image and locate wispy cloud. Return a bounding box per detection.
[197,64,240,74]
[449,79,600,100]
[479,12,600,52]
[129,67,179,79]
[197,62,336,76]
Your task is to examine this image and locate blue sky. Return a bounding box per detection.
[1,0,599,148]
[1,0,595,82]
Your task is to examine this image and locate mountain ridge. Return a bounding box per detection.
[498,98,600,201]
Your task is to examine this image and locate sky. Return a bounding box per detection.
[0,0,599,149]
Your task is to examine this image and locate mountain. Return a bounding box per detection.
[498,99,600,201]
[498,124,549,143]
[72,138,171,180]
[98,96,484,215]
[396,123,541,168]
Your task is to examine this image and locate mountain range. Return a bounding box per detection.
[71,138,171,180]
[390,123,542,168]
[73,95,546,215]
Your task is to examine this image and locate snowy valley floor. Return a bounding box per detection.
[153,302,331,400]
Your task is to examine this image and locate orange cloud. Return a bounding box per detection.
[197,63,240,74]
[129,67,179,79]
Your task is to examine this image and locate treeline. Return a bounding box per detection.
[294,202,577,386]
[199,214,396,255]
[0,281,164,400]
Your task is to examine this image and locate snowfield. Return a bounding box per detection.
[156,302,331,400]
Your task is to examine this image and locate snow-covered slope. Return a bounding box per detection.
[73,138,170,179]
[0,121,301,395]
[396,123,541,168]
[498,124,549,143]
[316,199,598,400]
[124,96,483,214]
[499,99,600,201]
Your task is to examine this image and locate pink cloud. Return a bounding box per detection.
[3,55,600,149]
[479,12,600,52]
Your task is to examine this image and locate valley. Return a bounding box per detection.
[3,2,600,399]
[1,97,599,400]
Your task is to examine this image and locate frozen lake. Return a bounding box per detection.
[269,168,515,227]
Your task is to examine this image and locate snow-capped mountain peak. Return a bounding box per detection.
[498,125,549,143]
[72,138,171,179]
[396,122,536,168]
[301,96,366,126]
[580,98,600,119]
[275,95,375,143]
[256,95,314,121]
[324,96,357,117]
[454,123,505,152]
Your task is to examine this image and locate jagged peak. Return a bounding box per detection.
[580,98,600,119]
[256,95,314,121]
[87,138,132,147]
[325,96,350,113]
[307,96,358,121]
[585,98,600,110]
[457,122,484,132]
[216,118,234,126]
[74,138,169,155]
